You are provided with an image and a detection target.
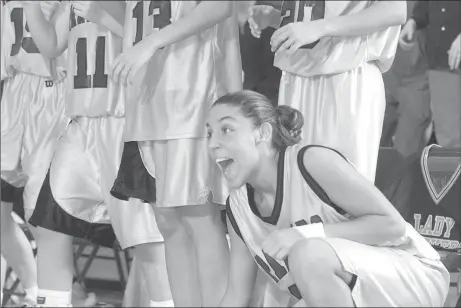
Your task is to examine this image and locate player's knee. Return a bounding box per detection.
[34,226,72,247]
[135,242,164,263]
[180,204,225,238]
[289,238,341,281]
[153,207,183,238]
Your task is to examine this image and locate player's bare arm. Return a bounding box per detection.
[219,218,258,307]
[111,1,233,86]
[302,147,407,246]
[71,1,125,38]
[271,1,406,55]
[223,5,243,93]
[248,5,281,38]
[23,1,70,58]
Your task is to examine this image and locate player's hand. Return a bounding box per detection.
[110,39,158,87]
[399,19,417,51]
[71,1,102,24]
[248,5,277,38]
[448,33,460,70]
[262,228,304,261]
[270,21,323,56]
[41,1,60,19]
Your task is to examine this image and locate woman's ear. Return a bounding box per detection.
[257,122,273,143]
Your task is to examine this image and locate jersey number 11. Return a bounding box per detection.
[74,36,108,89]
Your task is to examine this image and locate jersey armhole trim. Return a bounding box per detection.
[226,197,244,242]
[296,145,347,216]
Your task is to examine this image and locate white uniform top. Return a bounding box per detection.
[123,1,241,141]
[1,1,65,81]
[227,144,441,305]
[274,1,400,78]
[65,1,124,117]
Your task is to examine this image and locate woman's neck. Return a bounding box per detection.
[248,149,279,203]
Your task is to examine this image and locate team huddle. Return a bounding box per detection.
[0,1,451,307]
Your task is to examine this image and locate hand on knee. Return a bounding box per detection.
[288,239,353,294]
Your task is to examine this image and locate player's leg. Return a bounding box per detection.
[123,256,151,307]
[289,237,450,307]
[429,70,461,147]
[28,225,74,307]
[288,239,355,307]
[111,141,174,307]
[1,254,6,305]
[0,201,38,304]
[28,118,113,307]
[179,203,229,307]
[152,206,201,307]
[22,76,73,307]
[134,242,173,306]
[392,72,432,157]
[138,140,200,306]
[101,121,173,307]
[0,74,45,305]
[380,70,401,148]
[149,139,229,307]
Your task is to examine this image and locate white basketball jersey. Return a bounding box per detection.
[65,1,124,117]
[1,1,65,80]
[274,1,400,77]
[122,1,241,141]
[227,145,442,306]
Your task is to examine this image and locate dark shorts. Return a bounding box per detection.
[1,178,23,204]
[111,141,156,203]
[29,171,117,249]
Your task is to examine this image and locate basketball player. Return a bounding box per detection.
[110,1,242,306]
[1,1,67,306]
[248,1,406,182]
[22,2,170,307]
[207,90,450,307]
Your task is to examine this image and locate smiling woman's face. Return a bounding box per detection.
[206,104,261,189]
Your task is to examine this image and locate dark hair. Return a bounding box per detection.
[212,90,304,150]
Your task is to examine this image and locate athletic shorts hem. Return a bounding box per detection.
[1,179,23,203]
[111,142,156,203]
[30,171,117,248]
[153,190,226,208]
[119,236,165,250]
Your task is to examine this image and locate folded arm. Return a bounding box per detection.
[144,1,233,51]
[319,1,407,38]
[23,2,70,58]
[302,147,407,246]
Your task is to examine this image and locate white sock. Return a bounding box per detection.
[1,290,3,305]
[24,285,38,302]
[37,289,72,307]
[150,299,174,307]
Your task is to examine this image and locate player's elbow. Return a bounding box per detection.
[41,47,64,60]
[384,1,407,26]
[33,38,62,59]
[385,213,407,241]
[215,1,233,21]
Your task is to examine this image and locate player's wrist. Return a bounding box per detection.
[406,18,417,31]
[269,9,281,29]
[293,223,326,239]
